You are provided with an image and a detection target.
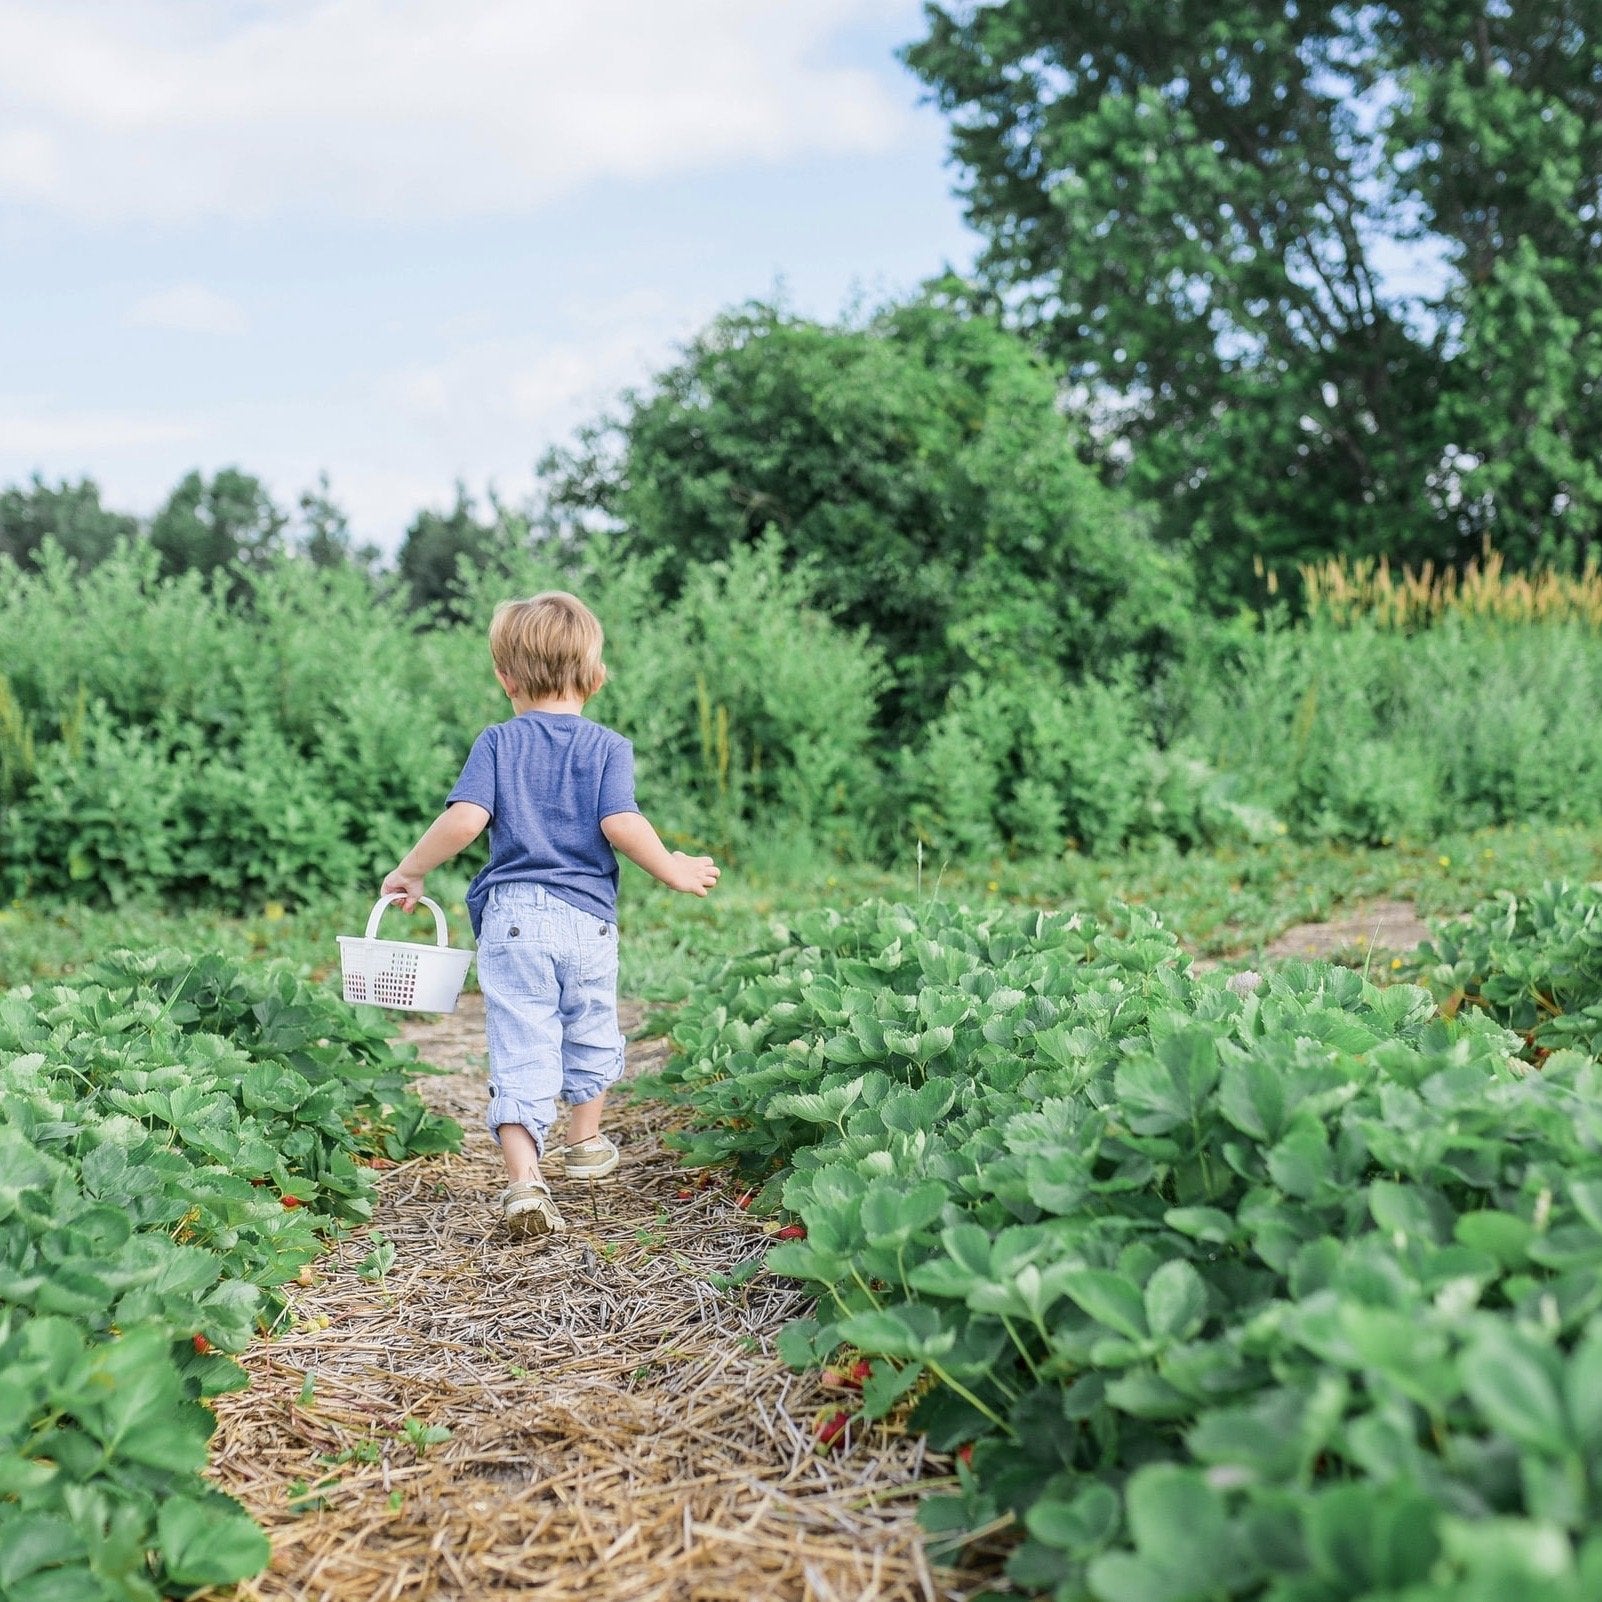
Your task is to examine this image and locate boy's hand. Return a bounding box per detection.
[668,851,720,897]
[381,867,426,911]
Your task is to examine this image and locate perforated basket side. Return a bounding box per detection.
[338,935,471,1013]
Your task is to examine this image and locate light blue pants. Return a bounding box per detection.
[475,883,625,1155]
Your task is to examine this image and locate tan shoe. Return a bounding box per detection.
[560,1134,620,1183]
[501,1179,565,1239]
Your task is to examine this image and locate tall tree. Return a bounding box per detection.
[396,485,527,616]
[148,468,285,578]
[0,475,136,569]
[544,294,1193,727]
[906,2,1602,592]
[294,474,379,573]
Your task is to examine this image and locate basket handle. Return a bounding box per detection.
[364,894,450,946]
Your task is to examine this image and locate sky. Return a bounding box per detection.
[0,1,978,550]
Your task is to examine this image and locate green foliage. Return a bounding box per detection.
[543,295,1194,726]
[1423,881,1602,1059]
[8,475,1602,894]
[907,3,1602,592]
[0,476,137,570]
[644,895,1602,1600]
[0,537,883,905]
[904,667,1273,859]
[395,485,525,618]
[148,468,286,580]
[1178,614,1602,842]
[0,948,459,1598]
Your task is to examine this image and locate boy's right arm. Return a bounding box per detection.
[382,801,491,910]
[602,812,719,896]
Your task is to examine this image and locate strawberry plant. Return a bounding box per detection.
[0,949,459,1599]
[646,896,1602,1601]
[1421,881,1602,1059]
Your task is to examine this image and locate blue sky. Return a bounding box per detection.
[0,1,978,548]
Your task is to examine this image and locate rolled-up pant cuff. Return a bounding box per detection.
[562,1047,626,1110]
[486,1090,557,1155]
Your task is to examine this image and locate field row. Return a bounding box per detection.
[0,953,457,1599]
[644,881,1602,1601]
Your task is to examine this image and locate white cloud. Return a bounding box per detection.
[127,283,249,335]
[367,287,714,531]
[0,403,205,457]
[0,0,918,225]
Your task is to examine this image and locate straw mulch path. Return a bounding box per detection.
[210,997,985,1602]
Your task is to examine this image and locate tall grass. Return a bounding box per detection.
[1302,546,1602,629]
[1176,611,1602,841]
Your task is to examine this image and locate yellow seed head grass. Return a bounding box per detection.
[1300,546,1602,631]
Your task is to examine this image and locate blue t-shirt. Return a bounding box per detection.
[446,711,640,937]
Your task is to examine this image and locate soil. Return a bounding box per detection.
[210,997,983,1602]
[1256,898,1432,963]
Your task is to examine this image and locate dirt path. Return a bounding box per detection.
[1191,897,1434,972]
[1257,897,1432,963]
[212,998,978,1602]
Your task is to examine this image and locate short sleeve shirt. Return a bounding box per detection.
[447,711,640,937]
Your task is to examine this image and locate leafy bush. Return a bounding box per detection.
[644,898,1602,1601]
[0,950,459,1598]
[1179,614,1602,843]
[542,294,1195,730]
[0,538,885,904]
[8,529,1602,899]
[1422,880,1602,1060]
[903,669,1274,859]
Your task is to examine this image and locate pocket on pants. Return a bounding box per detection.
[579,920,619,987]
[480,902,553,948]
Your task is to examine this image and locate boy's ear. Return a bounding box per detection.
[494,667,521,698]
[589,662,609,696]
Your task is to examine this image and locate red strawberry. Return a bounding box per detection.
[675,1189,694,1200]
[956,1443,973,1467]
[774,1224,806,1241]
[735,1190,756,1211]
[815,1411,849,1449]
[849,1359,872,1385]
[192,1334,213,1355]
[280,1194,303,1209]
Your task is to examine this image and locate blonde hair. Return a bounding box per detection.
[489,592,606,700]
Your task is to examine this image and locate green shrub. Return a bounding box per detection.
[1178,614,1602,843]
[904,669,1273,859]
[1423,880,1602,1059]
[0,538,887,905]
[0,949,459,1597]
[9,531,1602,901]
[643,897,1602,1601]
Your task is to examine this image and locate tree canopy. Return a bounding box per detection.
[544,295,1193,726]
[0,476,137,570]
[396,486,528,616]
[906,1,1602,593]
[148,468,286,579]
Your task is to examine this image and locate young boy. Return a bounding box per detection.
[381,592,718,1240]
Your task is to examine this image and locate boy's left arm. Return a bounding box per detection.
[382,802,490,910]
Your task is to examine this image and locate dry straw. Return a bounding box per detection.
[1299,545,1602,630]
[208,1000,994,1602]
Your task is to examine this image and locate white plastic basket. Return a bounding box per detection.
[337,894,474,1013]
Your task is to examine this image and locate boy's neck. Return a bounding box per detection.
[513,692,586,717]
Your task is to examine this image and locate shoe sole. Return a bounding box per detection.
[504,1202,565,1240]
